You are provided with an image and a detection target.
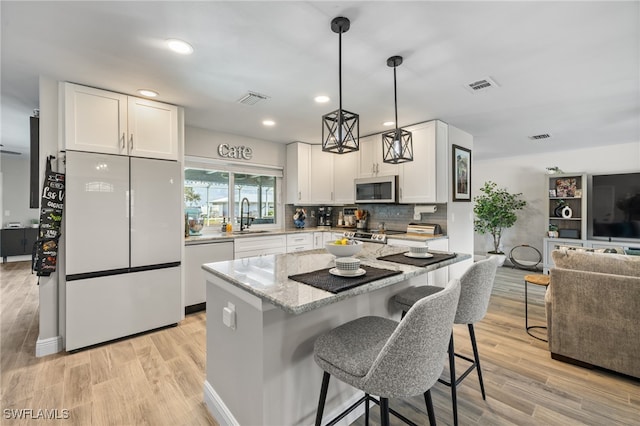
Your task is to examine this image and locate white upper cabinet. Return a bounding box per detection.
[286,142,311,204]
[399,121,447,203]
[358,134,398,178]
[310,145,334,204]
[332,149,358,204]
[64,83,128,155]
[64,83,178,160]
[127,97,178,160]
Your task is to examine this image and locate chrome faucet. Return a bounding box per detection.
[240,197,251,231]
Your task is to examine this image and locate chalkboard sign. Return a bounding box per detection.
[32,156,65,277]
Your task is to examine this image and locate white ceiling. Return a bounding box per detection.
[2,1,639,160]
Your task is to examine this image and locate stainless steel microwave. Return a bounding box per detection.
[354,175,398,204]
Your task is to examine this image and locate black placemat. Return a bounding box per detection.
[288,265,402,294]
[376,251,457,267]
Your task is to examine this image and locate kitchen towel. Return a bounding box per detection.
[376,251,457,267]
[288,265,402,294]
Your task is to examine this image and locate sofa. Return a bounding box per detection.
[546,249,640,379]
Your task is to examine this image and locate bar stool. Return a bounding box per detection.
[523,274,550,342]
[392,257,499,426]
[313,278,461,426]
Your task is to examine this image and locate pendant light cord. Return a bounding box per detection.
[393,65,398,133]
[338,28,343,142]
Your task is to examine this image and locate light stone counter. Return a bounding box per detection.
[203,244,470,426]
[202,242,468,314]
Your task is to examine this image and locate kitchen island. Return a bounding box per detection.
[202,243,471,426]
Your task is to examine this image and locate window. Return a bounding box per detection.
[185,166,279,233]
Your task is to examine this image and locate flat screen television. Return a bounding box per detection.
[589,172,640,242]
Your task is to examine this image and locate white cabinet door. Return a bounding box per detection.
[358,134,398,178]
[310,145,334,204]
[333,150,358,204]
[127,97,178,160]
[185,242,234,306]
[64,83,127,155]
[313,232,324,249]
[400,122,437,203]
[286,143,311,204]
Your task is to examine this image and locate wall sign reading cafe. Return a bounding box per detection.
[218,143,253,160]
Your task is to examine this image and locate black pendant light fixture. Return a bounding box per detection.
[382,55,413,164]
[322,17,359,154]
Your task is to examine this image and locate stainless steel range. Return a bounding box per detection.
[342,229,406,244]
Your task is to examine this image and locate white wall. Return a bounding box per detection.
[473,141,640,258]
[1,154,39,227]
[185,126,286,167]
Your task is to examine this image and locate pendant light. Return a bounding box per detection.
[382,55,413,164]
[322,17,359,154]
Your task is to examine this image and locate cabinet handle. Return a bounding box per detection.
[331,191,334,201]
[129,134,134,151]
[121,133,126,150]
[298,191,301,201]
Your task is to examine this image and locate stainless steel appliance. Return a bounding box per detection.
[318,206,333,227]
[406,223,442,236]
[343,229,406,244]
[355,175,398,204]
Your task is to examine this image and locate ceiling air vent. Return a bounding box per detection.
[528,133,551,140]
[237,91,270,105]
[464,76,499,93]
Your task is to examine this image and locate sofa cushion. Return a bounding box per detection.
[551,248,640,278]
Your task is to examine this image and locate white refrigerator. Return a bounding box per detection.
[64,151,182,351]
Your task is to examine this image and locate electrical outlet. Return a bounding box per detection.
[222,302,236,330]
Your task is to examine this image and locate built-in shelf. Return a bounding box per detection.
[549,217,582,221]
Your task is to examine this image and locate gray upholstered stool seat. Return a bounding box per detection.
[314,278,462,426]
[391,257,499,426]
[314,316,397,380]
[393,285,443,313]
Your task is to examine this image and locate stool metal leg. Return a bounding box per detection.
[365,393,370,426]
[424,389,436,426]
[448,334,458,426]
[315,371,330,426]
[468,324,486,400]
[380,397,390,426]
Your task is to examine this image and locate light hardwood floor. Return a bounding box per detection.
[1,261,639,425]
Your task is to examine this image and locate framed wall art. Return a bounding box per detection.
[452,144,471,201]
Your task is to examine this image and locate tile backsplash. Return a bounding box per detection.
[286,203,448,234]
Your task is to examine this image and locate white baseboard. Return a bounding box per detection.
[203,380,239,426]
[36,335,63,357]
[203,380,366,426]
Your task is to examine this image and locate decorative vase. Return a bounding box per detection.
[561,206,573,218]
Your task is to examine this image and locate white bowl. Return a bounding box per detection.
[325,240,363,257]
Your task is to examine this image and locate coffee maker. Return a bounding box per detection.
[318,206,333,227]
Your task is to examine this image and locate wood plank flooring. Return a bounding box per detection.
[1,261,639,425]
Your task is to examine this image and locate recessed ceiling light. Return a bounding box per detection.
[262,120,276,126]
[166,38,194,55]
[383,121,395,126]
[137,89,158,98]
[314,95,330,103]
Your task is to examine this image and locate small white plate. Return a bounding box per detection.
[329,268,366,277]
[404,252,434,259]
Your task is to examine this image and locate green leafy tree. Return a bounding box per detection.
[184,186,201,206]
[473,181,527,254]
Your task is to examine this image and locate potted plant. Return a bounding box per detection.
[473,181,527,264]
[548,224,559,238]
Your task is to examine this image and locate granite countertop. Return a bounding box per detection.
[186,227,448,245]
[202,242,470,315]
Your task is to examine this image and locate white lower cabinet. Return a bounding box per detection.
[287,233,314,253]
[235,235,286,259]
[387,238,449,285]
[185,241,234,308]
